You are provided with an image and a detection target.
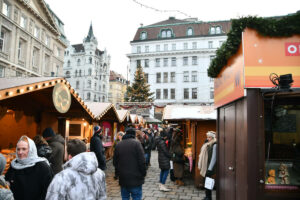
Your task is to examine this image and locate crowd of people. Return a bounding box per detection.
[0,125,216,200]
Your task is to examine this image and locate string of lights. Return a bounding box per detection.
[132,0,192,18]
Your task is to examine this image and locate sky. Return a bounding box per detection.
[45,0,299,78]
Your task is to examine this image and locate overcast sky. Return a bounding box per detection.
[45,0,299,78]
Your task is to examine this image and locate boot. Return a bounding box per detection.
[160,184,171,192]
[177,180,184,186]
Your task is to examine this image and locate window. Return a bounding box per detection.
[192,88,197,99]
[140,32,147,40]
[65,71,71,78]
[45,35,50,46]
[167,30,172,38]
[187,28,193,36]
[86,92,91,100]
[156,89,161,99]
[67,60,70,67]
[183,57,188,66]
[87,80,91,88]
[17,40,23,60]
[184,88,189,99]
[136,60,141,67]
[191,71,197,82]
[0,66,4,77]
[161,30,166,38]
[94,94,97,102]
[156,73,161,83]
[34,26,40,38]
[163,89,168,99]
[163,58,168,67]
[192,42,197,49]
[88,68,92,76]
[145,46,149,52]
[192,56,198,65]
[163,72,168,83]
[183,71,189,82]
[208,41,213,48]
[14,7,19,22]
[144,59,149,68]
[170,72,175,83]
[161,29,172,38]
[144,73,148,83]
[164,44,168,51]
[171,57,176,66]
[0,30,5,52]
[155,58,160,67]
[170,89,175,99]
[75,70,78,77]
[79,70,82,77]
[16,71,22,77]
[44,54,50,72]
[156,45,160,52]
[210,27,216,34]
[94,82,97,90]
[210,89,214,99]
[184,43,188,50]
[32,48,39,68]
[216,26,221,34]
[219,41,224,47]
[102,96,105,102]
[20,15,27,29]
[89,57,92,64]
[172,43,176,50]
[56,47,61,57]
[137,46,141,53]
[2,1,10,17]
[77,59,81,66]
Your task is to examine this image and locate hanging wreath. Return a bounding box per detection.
[120,105,135,109]
[137,105,152,109]
[154,104,166,108]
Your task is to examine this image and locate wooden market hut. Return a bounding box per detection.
[85,102,120,160]
[0,77,94,150]
[116,109,131,132]
[208,13,300,200]
[163,105,216,186]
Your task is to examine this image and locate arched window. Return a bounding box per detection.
[75,70,78,77]
[89,57,92,64]
[216,26,221,34]
[210,27,216,34]
[167,30,172,38]
[79,70,82,77]
[161,30,167,38]
[88,68,92,76]
[67,60,70,67]
[77,59,81,66]
[87,92,91,100]
[76,80,80,89]
[140,32,147,40]
[65,71,70,78]
[187,28,193,36]
[87,80,91,88]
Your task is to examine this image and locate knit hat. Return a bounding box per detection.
[42,127,55,138]
[94,125,102,134]
[0,153,6,175]
[125,127,136,136]
[206,131,216,138]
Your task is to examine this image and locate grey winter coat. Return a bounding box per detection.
[0,175,14,200]
[47,135,64,174]
[46,152,106,200]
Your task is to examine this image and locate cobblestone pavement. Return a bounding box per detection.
[106,150,216,200]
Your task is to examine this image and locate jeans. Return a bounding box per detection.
[144,153,150,166]
[121,186,142,200]
[159,169,169,184]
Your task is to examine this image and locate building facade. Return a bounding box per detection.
[63,24,110,102]
[0,0,66,78]
[127,17,231,105]
[108,70,127,105]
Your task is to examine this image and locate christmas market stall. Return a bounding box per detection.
[116,109,131,132]
[0,77,95,173]
[208,12,300,200]
[86,102,120,160]
[163,104,216,186]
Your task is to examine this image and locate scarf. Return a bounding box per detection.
[198,138,216,177]
[11,136,49,170]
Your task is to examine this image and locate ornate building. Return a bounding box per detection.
[127,17,231,105]
[0,0,67,78]
[63,24,110,102]
[108,70,128,105]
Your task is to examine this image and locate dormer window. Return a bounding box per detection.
[140,32,147,40]
[161,29,173,38]
[216,26,221,34]
[187,27,193,36]
[210,26,222,34]
[210,27,216,34]
[166,30,172,37]
[162,30,166,38]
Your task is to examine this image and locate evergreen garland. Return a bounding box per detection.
[125,65,154,102]
[207,12,300,78]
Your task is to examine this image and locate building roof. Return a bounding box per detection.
[71,44,104,55]
[116,109,130,122]
[0,77,58,91]
[109,71,126,81]
[163,105,216,121]
[85,102,120,121]
[84,23,95,43]
[132,17,231,42]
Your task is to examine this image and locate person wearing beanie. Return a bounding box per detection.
[42,127,65,174]
[113,127,146,200]
[0,153,14,200]
[90,125,106,170]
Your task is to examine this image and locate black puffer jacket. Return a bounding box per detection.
[36,144,52,160]
[90,134,106,170]
[47,135,64,175]
[156,136,171,170]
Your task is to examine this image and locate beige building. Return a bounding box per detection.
[0,0,67,78]
[108,70,128,105]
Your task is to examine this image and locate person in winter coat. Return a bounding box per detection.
[113,128,146,200]
[170,130,185,186]
[0,153,14,200]
[46,139,106,200]
[33,135,52,161]
[198,131,217,200]
[156,131,172,192]
[42,127,65,174]
[113,131,124,180]
[90,125,106,170]
[5,136,53,200]
[145,129,154,167]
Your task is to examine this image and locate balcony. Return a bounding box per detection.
[32,66,39,73]
[18,60,25,67]
[0,51,8,60]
